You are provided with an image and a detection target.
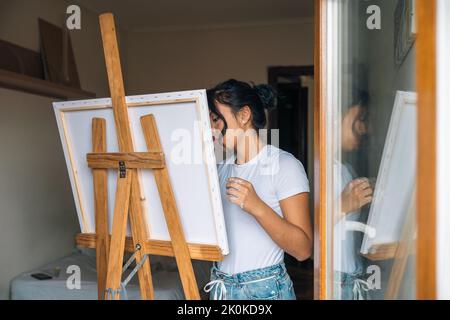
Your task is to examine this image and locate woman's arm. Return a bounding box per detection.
[226,178,313,261]
[254,193,313,261]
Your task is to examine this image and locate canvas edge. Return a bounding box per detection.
[194,90,230,256]
[52,101,92,234]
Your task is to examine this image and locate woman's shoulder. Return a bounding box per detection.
[265,145,305,169]
[265,145,310,197]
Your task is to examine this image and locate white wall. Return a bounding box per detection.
[125,21,314,94]
[0,88,80,299]
[0,0,112,299]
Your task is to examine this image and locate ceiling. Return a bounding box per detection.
[75,0,314,31]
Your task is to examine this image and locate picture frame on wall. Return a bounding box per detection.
[394,0,417,66]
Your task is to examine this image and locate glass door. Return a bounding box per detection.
[315,0,426,300]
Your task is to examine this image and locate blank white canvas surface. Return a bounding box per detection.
[361,91,417,254]
[54,90,228,255]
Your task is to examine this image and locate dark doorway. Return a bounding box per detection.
[268,66,313,172]
[268,66,314,300]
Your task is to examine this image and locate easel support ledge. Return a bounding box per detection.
[76,233,223,262]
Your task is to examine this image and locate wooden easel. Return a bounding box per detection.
[384,189,416,299]
[76,13,223,300]
[361,189,417,299]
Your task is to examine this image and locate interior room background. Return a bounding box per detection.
[0,0,314,299]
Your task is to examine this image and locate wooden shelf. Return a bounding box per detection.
[0,69,96,100]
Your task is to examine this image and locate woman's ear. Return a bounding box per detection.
[238,105,252,127]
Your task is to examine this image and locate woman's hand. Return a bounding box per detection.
[340,177,373,214]
[226,177,264,216]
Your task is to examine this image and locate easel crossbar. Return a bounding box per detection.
[76,233,223,262]
[87,152,165,169]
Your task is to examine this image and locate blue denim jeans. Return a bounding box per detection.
[204,263,296,300]
[334,271,371,300]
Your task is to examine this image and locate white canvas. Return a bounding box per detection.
[361,91,417,254]
[53,90,229,255]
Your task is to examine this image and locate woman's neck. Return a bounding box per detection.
[235,133,265,165]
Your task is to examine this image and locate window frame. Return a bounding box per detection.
[314,0,438,300]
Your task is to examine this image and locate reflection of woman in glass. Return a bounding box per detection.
[334,91,373,300]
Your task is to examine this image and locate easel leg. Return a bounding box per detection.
[141,115,200,300]
[92,118,109,300]
[385,189,417,299]
[129,175,155,299]
[104,169,133,300]
[99,13,155,300]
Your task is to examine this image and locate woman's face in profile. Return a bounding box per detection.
[209,102,243,151]
[341,105,368,152]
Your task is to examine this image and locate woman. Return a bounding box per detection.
[334,93,373,300]
[203,79,312,300]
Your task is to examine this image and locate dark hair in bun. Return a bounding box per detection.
[207,79,277,130]
[254,84,277,111]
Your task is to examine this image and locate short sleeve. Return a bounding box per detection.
[271,152,310,201]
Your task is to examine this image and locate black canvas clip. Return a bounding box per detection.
[119,161,126,178]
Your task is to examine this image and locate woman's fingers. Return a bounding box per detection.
[357,187,373,205]
[361,188,373,197]
[227,195,240,204]
[350,177,367,186]
[226,187,243,198]
[355,180,371,190]
[228,177,250,186]
[361,196,373,206]
[226,180,248,207]
[357,188,372,199]
[227,192,243,206]
[226,182,245,191]
[226,182,250,195]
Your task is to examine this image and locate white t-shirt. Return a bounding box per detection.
[217,145,310,274]
[333,161,362,274]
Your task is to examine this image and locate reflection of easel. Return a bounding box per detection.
[384,189,416,299]
[361,243,398,261]
[76,13,223,300]
[361,189,416,299]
